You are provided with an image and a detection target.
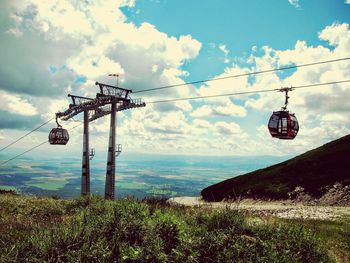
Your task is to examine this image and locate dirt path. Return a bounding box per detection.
[168,196,350,221]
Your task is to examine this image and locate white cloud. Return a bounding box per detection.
[0,91,38,116]
[241,22,350,155]
[288,0,300,8]
[198,66,250,96]
[345,0,350,4]
[1,1,349,157]
[107,21,350,156]
[0,0,202,138]
[1,0,201,99]
[145,111,190,135]
[191,103,246,118]
[321,113,349,123]
[215,121,241,135]
[68,54,125,80]
[219,44,230,63]
[219,44,228,55]
[193,119,210,129]
[216,103,247,117]
[189,66,249,119]
[191,105,212,117]
[319,22,350,54]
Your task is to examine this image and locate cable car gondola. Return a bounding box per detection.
[49,117,69,145]
[268,87,299,140]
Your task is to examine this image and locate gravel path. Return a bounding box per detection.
[168,196,350,221]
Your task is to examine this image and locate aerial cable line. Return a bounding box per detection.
[290,79,350,89]
[0,116,55,153]
[0,114,82,154]
[0,123,82,166]
[133,57,350,94]
[0,140,48,166]
[146,79,350,104]
[1,57,348,152]
[1,79,350,166]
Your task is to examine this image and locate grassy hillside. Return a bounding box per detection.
[1,193,344,262]
[202,134,350,202]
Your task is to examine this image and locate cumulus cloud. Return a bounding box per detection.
[0,0,202,134]
[241,22,350,155]
[191,103,246,118]
[288,0,300,8]
[0,91,37,116]
[0,0,349,157]
[319,23,350,54]
[0,0,201,98]
[215,121,241,135]
[0,110,42,130]
[90,20,350,156]
[191,105,212,118]
[193,119,210,129]
[219,44,230,63]
[40,19,350,156]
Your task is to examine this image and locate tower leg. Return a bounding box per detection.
[105,100,116,200]
[81,110,90,196]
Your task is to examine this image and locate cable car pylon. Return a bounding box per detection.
[50,78,146,200]
[81,109,90,196]
[105,97,117,200]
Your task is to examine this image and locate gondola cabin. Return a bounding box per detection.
[268,111,299,140]
[49,127,69,145]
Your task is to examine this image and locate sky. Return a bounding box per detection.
[0,0,350,159]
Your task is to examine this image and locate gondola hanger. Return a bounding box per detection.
[268,87,299,140]
[48,116,69,145]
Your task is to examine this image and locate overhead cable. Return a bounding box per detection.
[2,57,347,153]
[0,117,55,153]
[146,79,350,104]
[1,79,350,166]
[133,57,350,94]
[0,140,48,166]
[0,123,82,166]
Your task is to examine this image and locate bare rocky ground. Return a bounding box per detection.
[169,183,350,221]
[168,196,350,221]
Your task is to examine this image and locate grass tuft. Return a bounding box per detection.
[0,194,343,262]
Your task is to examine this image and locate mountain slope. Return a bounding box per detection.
[201,134,350,201]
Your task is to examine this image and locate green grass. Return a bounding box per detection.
[278,218,350,262]
[0,194,340,262]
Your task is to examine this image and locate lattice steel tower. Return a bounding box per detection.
[50,81,145,200]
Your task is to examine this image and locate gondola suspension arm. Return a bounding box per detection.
[279,87,293,111]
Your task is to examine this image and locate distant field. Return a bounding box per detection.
[26,177,68,191]
[0,185,16,191]
[0,155,287,198]
[147,188,177,197]
[117,181,148,190]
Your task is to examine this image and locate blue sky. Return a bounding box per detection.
[125,0,350,80]
[129,0,349,50]
[0,0,350,159]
